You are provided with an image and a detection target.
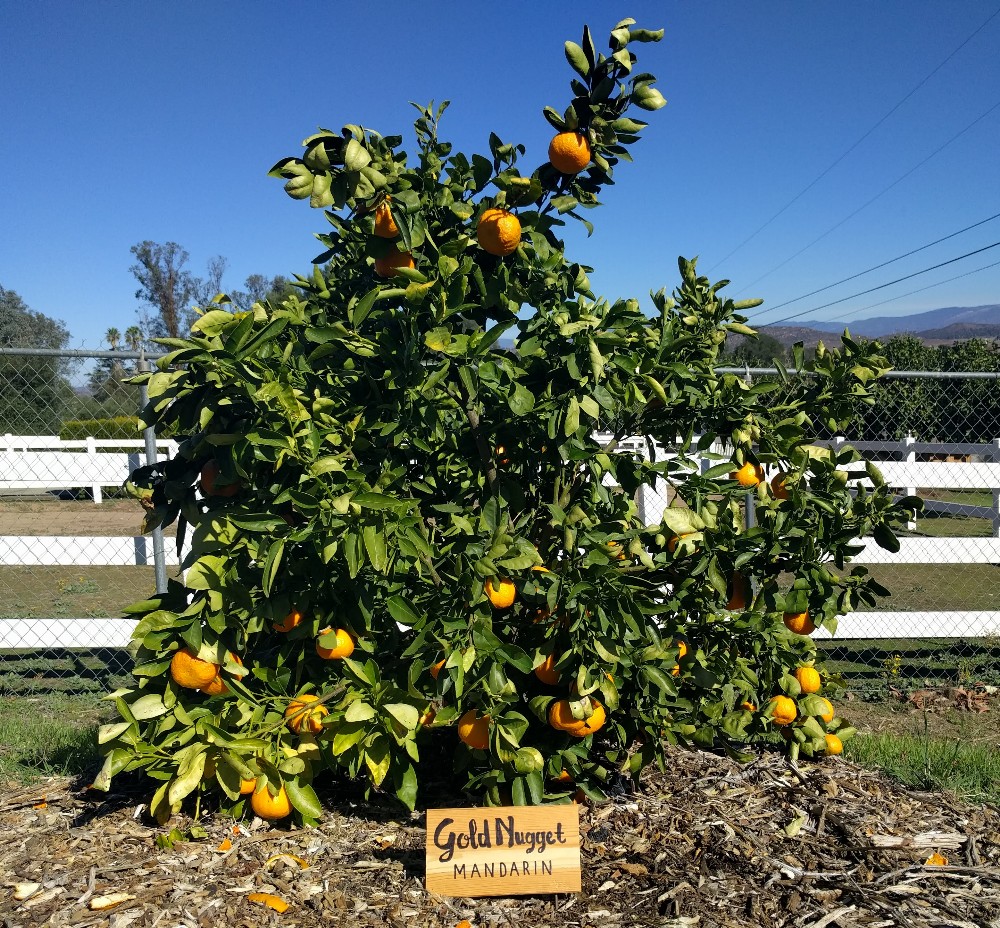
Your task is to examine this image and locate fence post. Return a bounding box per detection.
[904,434,917,531]
[137,355,169,595]
[85,435,103,504]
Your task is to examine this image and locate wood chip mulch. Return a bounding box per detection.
[1,748,997,928]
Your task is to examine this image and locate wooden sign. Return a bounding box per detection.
[425,805,581,897]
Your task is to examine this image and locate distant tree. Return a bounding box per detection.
[856,334,1000,442]
[130,241,199,341]
[131,241,289,340]
[87,326,132,406]
[722,331,785,367]
[0,285,72,433]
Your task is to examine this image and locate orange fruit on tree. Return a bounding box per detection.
[824,733,844,755]
[200,460,239,497]
[726,573,749,610]
[607,540,627,560]
[548,698,578,732]
[783,611,816,635]
[548,131,591,174]
[284,694,328,734]
[670,640,688,676]
[239,777,257,795]
[419,706,436,727]
[567,700,606,737]
[457,710,491,750]
[794,665,821,694]
[373,250,415,278]
[477,208,521,257]
[429,658,447,679]
[485,578,516,609]
[315,627,355,660]
[273,609,304,633]
[373,199,399,238]
[250,783,292,820]
[667,532,695,554]
[767,695,797,726]
[770,472,790,500]
[816,697,835,723]
[548,698,606,737]
[741,701,757,712]
[730,461,764,487]
[170,648,220,690]
[201,653,243,696]
[534,653,562,685]
[552,769,574,784]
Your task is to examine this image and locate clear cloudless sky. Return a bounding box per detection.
[2,0,999,348]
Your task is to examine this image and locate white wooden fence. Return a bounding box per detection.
[2,435,999,648]
[1,434,178,504]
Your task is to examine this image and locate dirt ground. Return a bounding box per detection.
[1,748,997,928]
[0,500,169,538]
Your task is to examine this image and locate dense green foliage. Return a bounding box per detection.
[98,20,915,821]
[59,417,142,441]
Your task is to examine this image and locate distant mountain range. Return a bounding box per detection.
[760,303,1000,348]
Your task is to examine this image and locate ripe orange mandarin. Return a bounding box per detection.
[251,784,292,820]
[457,710,491,750]
[170,648,219,690]
[534,653,562,685]
[315,627,355,660]
[373,251,415,278]
[477,208,521,257]
[730,461,764,487]
[284,694,328,734]
[783,611,816,635]
[548,131,591,174]
[485,578,516,609]
[373,199,399,238]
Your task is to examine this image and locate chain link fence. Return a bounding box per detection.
[1,351,998,696]
[0,348,169,695]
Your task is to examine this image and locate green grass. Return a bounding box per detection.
[0,565,158,619]
[0,694,108,786]
[846,730,1000,804]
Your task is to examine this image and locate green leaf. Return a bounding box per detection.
[261,539,285,596]
[564,396,581,436]
[345,700,377,723]
[633,84,667,111]
[508,384,535,416]
[343,138,371,171]
[352,492,414,512]
[362,523,388,573]
[564,41,591,78]
[872,524,900,553]
[167,748,207,807]
[386,595,420,627]
[394,763,418,811]
[285,777,324,819]
[98,721,133,744]
[385,703,420,730]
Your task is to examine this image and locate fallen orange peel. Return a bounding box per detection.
[248,892,289,912]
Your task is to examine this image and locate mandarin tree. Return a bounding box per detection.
[98,20,915,822]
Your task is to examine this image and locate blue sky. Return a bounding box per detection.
[2,1,998,348]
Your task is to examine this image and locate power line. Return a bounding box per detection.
[750,210,1000,318]
[739,96,1000,293]
[810,257,1000,326]
[709,4,1000,273]
[760,240,1000,328]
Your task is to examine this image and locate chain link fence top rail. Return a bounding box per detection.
[1,350,998,694]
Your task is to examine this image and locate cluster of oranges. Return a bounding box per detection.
[448,565,609,756]
[764,612,844,756]
[366,130,593,279]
